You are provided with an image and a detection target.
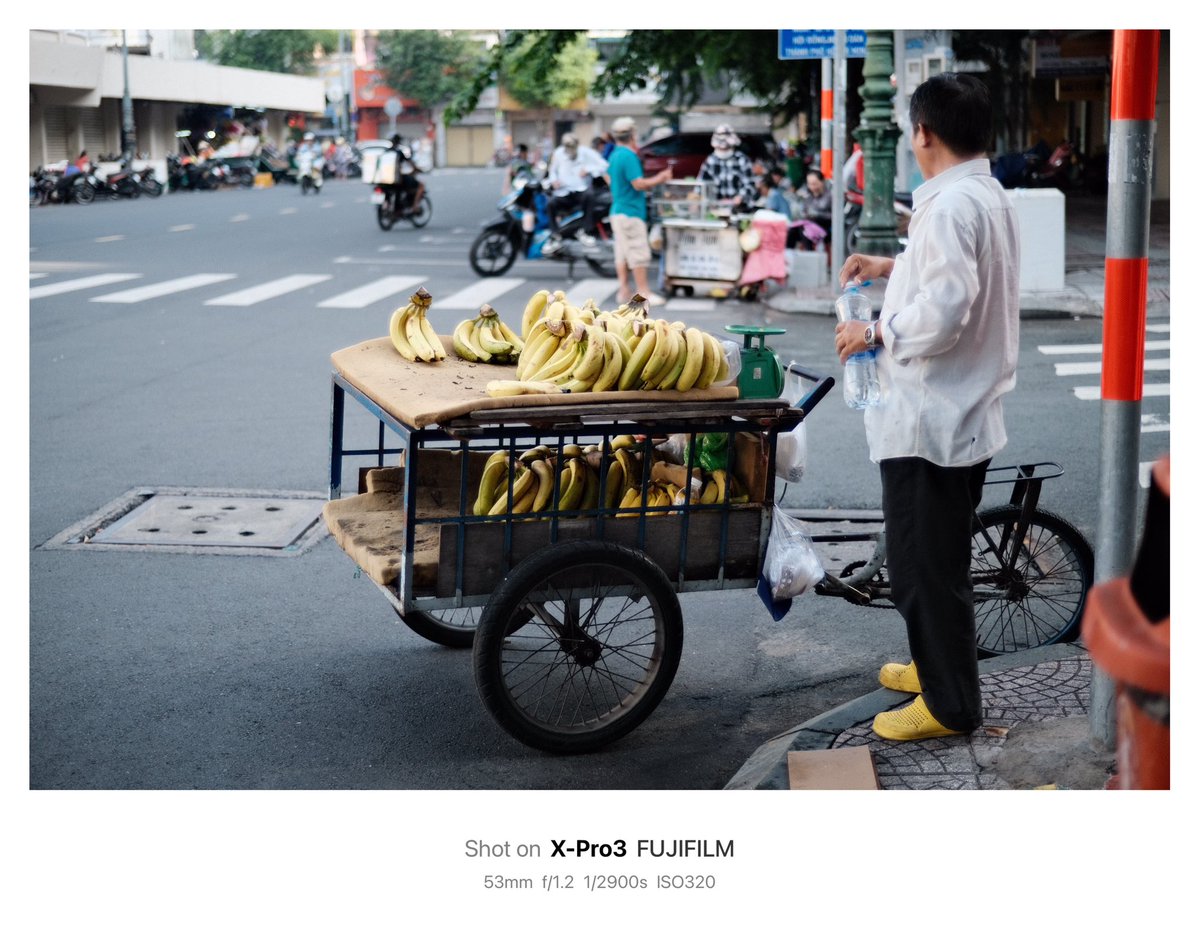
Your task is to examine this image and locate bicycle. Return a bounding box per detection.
[792,461,1094,657]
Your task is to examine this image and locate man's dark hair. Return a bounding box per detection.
[909,73,992,157]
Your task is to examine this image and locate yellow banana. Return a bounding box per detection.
[675,328,706,392]
[474,453,512,515]
[561,444,584,459]
[713,338,731,384]
[389,304,418,361]
[618,326,657,391]
[696,332,722,389]
[557,458,584,511]
[475,320,512,357]
[610,434,637,451]
[603,457,626,508]
[618,487,643,510]
[590,331,626,393]
[484,379,563,397]
[529,459,555,512]
[519,444,553,465]
[405,305,435,362]
[495,318,525,355]
[580,462,600,510]
[488,466,536,516]
[528,328,581,382]
[516,328,559,380]
[711,469,728,503]
[639,319,674,387]
[452,318,485,362]
[655,330,690,390]
[521,289,550,340]
[419,311,447,360]
[644,326,681,389]
[571,325,606,384]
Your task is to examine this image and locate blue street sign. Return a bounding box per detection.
[778,30,867,60]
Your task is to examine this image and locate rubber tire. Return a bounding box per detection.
[74,183,95,205]
[469,228,518,277]
[407,195,432,228]
[971,506,1094,657]
[473,540,683,753]
[398,607,479,649]
[141,179,163,197]
[377,203,396,231]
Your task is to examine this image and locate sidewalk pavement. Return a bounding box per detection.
[760,193,1170,321]
[728,194,1168,790]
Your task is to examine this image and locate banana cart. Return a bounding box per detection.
[654,179,748,298]
[325,337,832,753]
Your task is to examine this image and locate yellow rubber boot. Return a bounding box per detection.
[872,695,964,741]
[879,661,921,693]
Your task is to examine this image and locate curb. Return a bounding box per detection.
[724,641,1090,790]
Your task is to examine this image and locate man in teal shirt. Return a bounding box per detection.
[607,116,672,305]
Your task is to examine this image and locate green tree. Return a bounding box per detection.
[501,32,597,109]
[374,30,486,110]
[952,31,1034,154]
[449,30,817,129]
[194,30,338,75]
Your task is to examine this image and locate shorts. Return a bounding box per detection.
[612,214,652,268]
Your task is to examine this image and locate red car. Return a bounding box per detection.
[637,131,779,180]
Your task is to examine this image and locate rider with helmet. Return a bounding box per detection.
[698,125,757,209]
[388,134,425,215]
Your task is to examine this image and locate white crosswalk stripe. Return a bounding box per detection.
[30,273,142,299]
[1038,340,1170,355]
[91,274,236,304]
[205,274,332,307]
[317,275,426,309]
[564,279,618,308]
[1054,357,1170,377]
[434,278,526,311]
[1073,383,1170,401]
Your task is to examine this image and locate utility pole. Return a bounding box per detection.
[121,30,136,162]
[1090,29,1161,749]
[830,31,847,277]
[855,30,900,257]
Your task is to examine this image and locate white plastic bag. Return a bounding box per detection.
[775,362,811,482]
[763,506,825,601]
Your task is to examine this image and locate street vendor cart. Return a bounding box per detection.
[325,335,831,753]
[655,179,748,298]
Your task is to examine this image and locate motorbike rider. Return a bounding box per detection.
[388,134,424,213]
[698,125,757,209]
[543,132,608,252]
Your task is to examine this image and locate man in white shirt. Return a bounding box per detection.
[834,73,1020,742]
[544,132,608,249]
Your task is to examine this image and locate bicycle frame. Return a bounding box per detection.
[802,462,1067,607]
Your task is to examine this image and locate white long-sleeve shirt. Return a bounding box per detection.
[864,158,1020,467]
[547,145,608,195]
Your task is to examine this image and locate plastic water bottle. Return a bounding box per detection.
[834,284,881,409]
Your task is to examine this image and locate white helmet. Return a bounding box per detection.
[711,124,740,151]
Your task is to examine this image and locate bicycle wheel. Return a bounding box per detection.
[971,506,1094,657]
[473,540,683,753]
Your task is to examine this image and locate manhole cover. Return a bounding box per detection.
[41,487,327,556]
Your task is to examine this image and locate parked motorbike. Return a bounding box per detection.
[167,153,216,192]
[33,164,96,205]
[86,159,141,199]
[468,177,615,278]
[133,165,164,197]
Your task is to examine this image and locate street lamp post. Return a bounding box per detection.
[854,30,901,257]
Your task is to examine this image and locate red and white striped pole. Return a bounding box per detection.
[820,57,834,180]
[1090,29,1161,747]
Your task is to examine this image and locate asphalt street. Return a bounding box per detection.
[26,170,1168,789]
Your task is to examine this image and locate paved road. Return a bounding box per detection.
[27,173,1169,789]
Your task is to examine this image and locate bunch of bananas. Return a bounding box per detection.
[452,304,525,365]
[388,288,447,363]
[473,436,750,519]
[509,290,730,396]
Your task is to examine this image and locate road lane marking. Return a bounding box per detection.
[1054,357,1170,377]
[91,273,236,303]
[94,235,126,243]
[205,274,332,306]
[1145,323,1170,333]
[318,276,427,309]
[1142,414,1170,433]
[29,273,47,280]
[1038,340,1169,355]
[230,213,251,222]
[1073,383,1170,401]
[30,273,143,299]
[565,279,617,308]
[168,224,195,232]
[280,207,298,215]
[428,278,527,310]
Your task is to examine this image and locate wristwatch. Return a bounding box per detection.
[863,323,877,347]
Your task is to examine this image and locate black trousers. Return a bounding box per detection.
[880,456,990,732]
[547,190,591,234]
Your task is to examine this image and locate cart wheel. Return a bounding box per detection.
[971,506,1094,657]
[473,540,683,753]
[397,607,479,649]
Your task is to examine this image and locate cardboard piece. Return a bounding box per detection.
[330,337,739,429]
[787,747,881,790]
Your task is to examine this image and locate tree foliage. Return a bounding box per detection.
[502,32,597,110]
[448,30,817,128]
[374,30,487,111]
[195,30,338,75]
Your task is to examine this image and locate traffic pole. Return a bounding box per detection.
[1090,29,1161,749]
[820,58,833,181]
[830,31,847,279]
